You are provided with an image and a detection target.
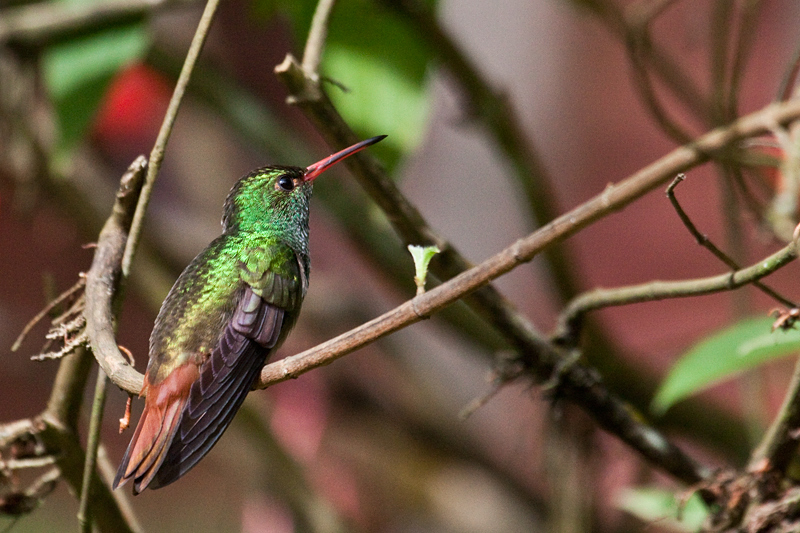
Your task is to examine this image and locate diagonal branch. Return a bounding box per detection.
[121,0,221,277]
[376,0,580,305]
[256,79,800,485]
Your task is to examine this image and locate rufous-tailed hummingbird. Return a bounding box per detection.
[114,135,386,493]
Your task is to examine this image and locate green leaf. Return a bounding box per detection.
[255,0,436,168]
[652,316,800,415]
[325,44,430,166]
[324,0,434,166]
[43,21,149,149]
[616,487,707,532]
[408,244,440,293]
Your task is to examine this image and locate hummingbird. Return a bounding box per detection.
[113,135,386,494]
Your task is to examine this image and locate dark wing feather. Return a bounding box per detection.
[145,285,284,490]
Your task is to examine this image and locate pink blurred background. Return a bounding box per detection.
[3,0,800,531]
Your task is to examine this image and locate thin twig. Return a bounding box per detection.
[266,234,800,387]
[777,39,800,102]
[77,370,108,533]
[725,1,760,120]
[625,27,695,144]
[749,356,800,476]
[554,238,799,343]
[256,96,800,391]
[585,0,712,123]
[302,0,336,75]
[709,0,734,126]
[121,0,220,278]
[624,0,680,25]
[0,0,200,46]
[11,278,85,352]
[667,174,795,307]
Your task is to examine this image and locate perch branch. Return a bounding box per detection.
[84,157,147,394]
[257,86,800,485]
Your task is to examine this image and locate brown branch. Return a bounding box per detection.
[625,26,695,144]
[301,0,337,75]
[260,289,712,487]
[266,72,800,383]
[84,157,147,395]
[257,86,800,485]
[584,0,712,123]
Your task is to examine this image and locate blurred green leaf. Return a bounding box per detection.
[253,0,436,168]
[616,487,707,532]
[43,21,149,149]
[325,45,429,164]
[652,316,800,415]
[408,244,440,292]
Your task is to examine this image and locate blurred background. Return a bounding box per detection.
[2,0,800,531]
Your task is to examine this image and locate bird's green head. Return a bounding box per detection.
[221,136,386,252]
[222,165,310,235]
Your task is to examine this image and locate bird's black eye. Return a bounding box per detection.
[277,175,295,191]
